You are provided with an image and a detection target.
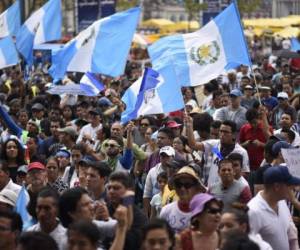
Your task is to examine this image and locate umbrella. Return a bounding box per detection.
[47,83,88,96]
[274,49,300,59]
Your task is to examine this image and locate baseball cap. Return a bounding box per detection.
[190,193,220,218]
[159,146,175,157]
[166,120,182,128]
[263,166,300,185]
[58,126,77,140]
[277,92,289,99]
[272,141,292,156]
[0,189,17,207]
[31,103,44,111]
[17,165,28,174]
[28,162,46,172]
[98,97,112,106]
[79,156,96,166]
[55,149,71,158]
[244,85,254,90]
[230,89,243,97]
[89,109,101,116]
[258,85,271,91]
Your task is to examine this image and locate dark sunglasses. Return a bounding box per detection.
[206,207,222,214]
[174,181,196,189]
[104,143,119,148]
[140,123,150,127]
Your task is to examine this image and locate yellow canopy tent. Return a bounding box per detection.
[274,26,300,38]
[141,19,175,29]
[161,21,200,33]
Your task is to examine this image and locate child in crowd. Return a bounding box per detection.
[150,171,168,218]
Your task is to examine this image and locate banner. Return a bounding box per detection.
[281,148,300,178]
[75,0,115,32]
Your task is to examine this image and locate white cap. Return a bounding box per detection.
[0,189,17,207]
[159,146,175,157]
[277,92,289,99]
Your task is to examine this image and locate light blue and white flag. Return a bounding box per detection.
[0,0,21,38]
[149,2,251,87]
[49,7,140,80]
[80,72,105,96]
[0,36,19,69]
[15,185,32,230]
[121,67,184,124]
[291,37,300,52]
[16,0,61,64]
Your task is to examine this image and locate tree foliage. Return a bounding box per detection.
[237,0,261,14]
[184,0,207,21]
[116,0,139,11]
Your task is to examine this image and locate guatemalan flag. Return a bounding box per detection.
[121,67,184,124]
[16,0,62,64]
[291,37,300,52]
[0,36,19,69]
[149,2,251,87]
[80,72,105,96]
[49,7,140,80]
[0,0,21,38]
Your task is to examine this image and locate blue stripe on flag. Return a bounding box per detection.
[291,37,300,52]
[7,0,21,36]
[0,36,19,69]
[214,2,251,70]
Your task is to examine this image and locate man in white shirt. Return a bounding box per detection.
[186,118,250,187]
[0,161,21,195]
[27,188,66,250]
[248,166,300,250]
[143,146,175,217]
[76,109,102,145]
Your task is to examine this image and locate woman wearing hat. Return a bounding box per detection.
[160,167,206,233]
[178,193,223,250]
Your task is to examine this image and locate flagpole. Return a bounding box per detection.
[250,66,262,105]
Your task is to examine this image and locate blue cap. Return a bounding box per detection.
[263,166,300,185]
[55,149,71,158]
[272,141,292,156]
[98,97,112,106]
[230,89,243,97]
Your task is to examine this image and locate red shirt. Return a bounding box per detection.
[239,122,272,170]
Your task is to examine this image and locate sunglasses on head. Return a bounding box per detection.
[105,143,119,148]
[174,181,196,189]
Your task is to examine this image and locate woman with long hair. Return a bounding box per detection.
[1,137,26,182]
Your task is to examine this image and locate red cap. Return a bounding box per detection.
[166,120,182,128]
[28,162,45,172]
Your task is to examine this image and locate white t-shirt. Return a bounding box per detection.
[76,123,102,144]
[143,163,164,199]
[150,192,163,216]
[202,139,250,187]
[27,222,66,250]
[248,233,273,250]
[248,192,291,250]
[160,201,191,233]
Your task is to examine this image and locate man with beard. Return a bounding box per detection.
[186,117,249,187]
[104,122,134,172]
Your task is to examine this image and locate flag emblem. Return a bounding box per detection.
[144,88,156,104]
[190,41,220,66]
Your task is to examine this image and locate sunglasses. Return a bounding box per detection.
[105,143,119,148]
[174,181,196,189]
[206,207,222,214]
[140,123,150,127]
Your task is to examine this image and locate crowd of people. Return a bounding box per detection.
[0,34,300,250]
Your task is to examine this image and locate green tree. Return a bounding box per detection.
[237,0,261,14]
[116,0,139,11]
[184,0,207,31]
